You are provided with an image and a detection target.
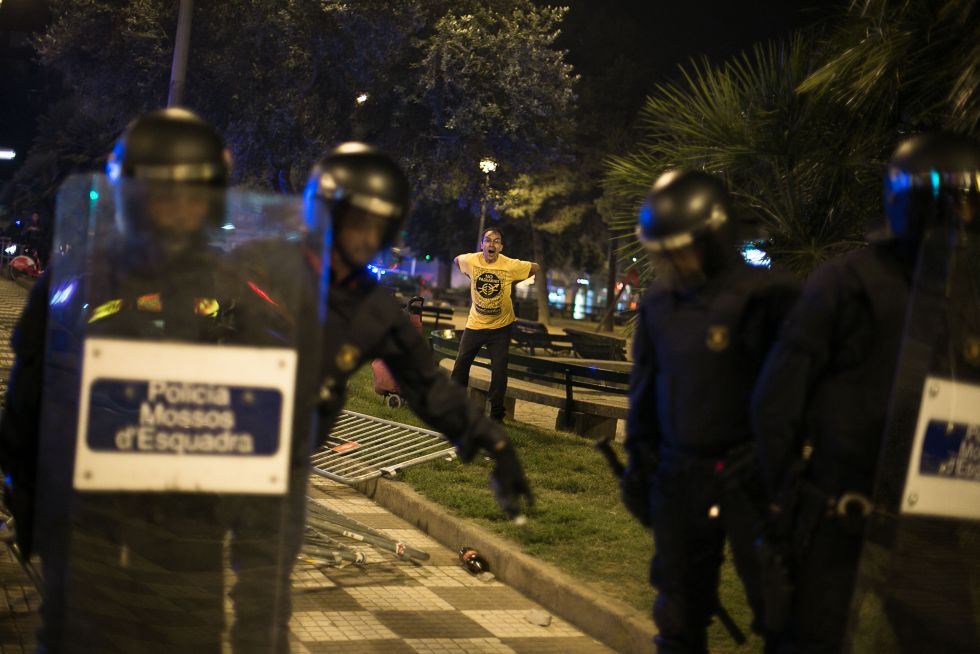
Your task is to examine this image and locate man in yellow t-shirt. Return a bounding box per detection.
[451,228,539,421]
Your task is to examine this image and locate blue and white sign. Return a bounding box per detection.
[74,338,296,494]
[902,376,980,520]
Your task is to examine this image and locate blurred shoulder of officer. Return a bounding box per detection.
[622,169,799,654]
[306,142,532,518]
[750,132,980,653]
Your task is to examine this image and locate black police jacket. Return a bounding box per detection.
[626,261,799,469]
[751,241,912,497]
[317,270,501,462]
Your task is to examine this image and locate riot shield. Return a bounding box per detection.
[845,205,980,651]
[35,173,325,653]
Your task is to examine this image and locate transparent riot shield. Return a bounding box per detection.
[845,213,980,651]
[35,173,325,653]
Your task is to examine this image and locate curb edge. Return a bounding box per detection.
[353,476,656,654]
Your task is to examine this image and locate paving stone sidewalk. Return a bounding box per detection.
[0,477,613,653]
[0,278,28,399]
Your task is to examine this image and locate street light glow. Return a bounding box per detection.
[0,149,16,161]
[356,92,369,105]
[479,158,497,174]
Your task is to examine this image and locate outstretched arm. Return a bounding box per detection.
[377,307,532,518]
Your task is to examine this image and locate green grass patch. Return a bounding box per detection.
[343,365,762,652]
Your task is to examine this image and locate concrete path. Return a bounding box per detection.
[0,477,616,653]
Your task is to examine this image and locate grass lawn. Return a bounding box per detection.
[342,364,763,653]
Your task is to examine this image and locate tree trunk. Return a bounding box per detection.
[437,258,452,289]
[565,282,578,320]
[600,237,617,332]
[530,224,549,326]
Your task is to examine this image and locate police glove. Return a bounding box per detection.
[620,465,651,527]
[488,440,533,521]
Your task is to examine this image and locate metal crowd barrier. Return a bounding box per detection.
[310,410,456,484]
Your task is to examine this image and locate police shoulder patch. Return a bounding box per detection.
[964,336,980,366]
[706,325,730,352]
[336,343,361,372]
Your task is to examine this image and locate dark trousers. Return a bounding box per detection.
[451,324,513,419]
[777,516,863,654]
[647,454,767,654]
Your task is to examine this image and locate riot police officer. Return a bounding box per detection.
[1,108,320,653]
[750,133,980,653]
[305,142,532,516]
[622,169,798,653]
[226,142,533,653]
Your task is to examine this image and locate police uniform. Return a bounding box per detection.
[623,169,799,654]
[751,133,980,653]
[1,246,305,653]
[751,240,911,653]
[0,109,322,654]
[224,257,527,653]
[629,261,797,653]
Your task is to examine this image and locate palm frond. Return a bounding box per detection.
[604,33,881,277]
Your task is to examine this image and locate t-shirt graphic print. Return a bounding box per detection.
[474,269,504,316]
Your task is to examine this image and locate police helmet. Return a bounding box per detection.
[885,133,980,243]
[107,108,230,186]
[304,142,410,249]
[637,169,737,254]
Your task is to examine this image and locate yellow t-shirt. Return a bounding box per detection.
[458,252,533,330]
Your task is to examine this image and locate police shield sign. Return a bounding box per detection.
[900,376,980,520]
[74,338,295,494]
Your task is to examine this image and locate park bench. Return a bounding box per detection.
[510,319,575,356]
[383,291,455,328]
[430,329,629,439]
[562,327,628,361]
[419,303,455,327]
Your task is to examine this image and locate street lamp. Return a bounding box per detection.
[352,93,370,139]
[477,158,497,249]
[0,149,16,161]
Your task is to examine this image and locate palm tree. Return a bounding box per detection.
[798,0,980,135]
[604,36,883,278]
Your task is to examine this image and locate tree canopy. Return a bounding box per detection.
[3,0,579,230]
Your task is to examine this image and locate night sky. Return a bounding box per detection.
[0,0,49,185]
[0,0,844,188]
